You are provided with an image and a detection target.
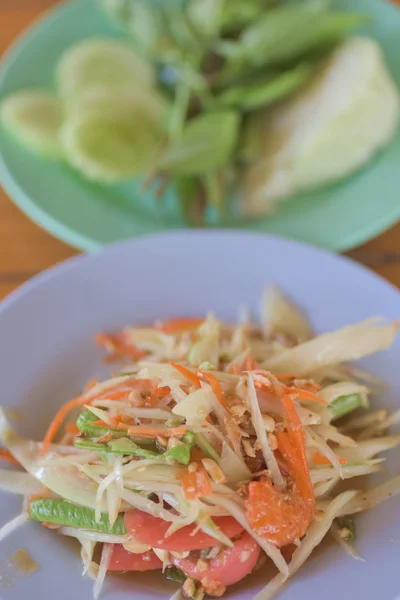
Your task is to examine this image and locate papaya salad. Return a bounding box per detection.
[1,287,400,600]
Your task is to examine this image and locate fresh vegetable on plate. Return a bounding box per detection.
[0,287,399,599]
[1,0,399,223]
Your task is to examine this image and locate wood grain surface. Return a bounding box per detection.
[0,1,399,301]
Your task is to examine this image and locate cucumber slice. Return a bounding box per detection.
[60,108,164,183]
[66,84,169,127]
[1,90,63,159]
[29,498,126,534]
[56,38,155,101]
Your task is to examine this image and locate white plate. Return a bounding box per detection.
[0,231,399,600]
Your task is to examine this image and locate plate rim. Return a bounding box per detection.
[1,230,399,317]
[0,0,400,253]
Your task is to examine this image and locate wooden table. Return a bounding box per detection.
[1,2,399,300]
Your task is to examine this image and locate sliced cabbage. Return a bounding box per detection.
[338,475,400,517]
[313,425,357,448]
[247,374,284,487]
[172,387,215,423]
[59,527,127,544]
[79,537,97,577]
[0,469,44,495]
[262,286,312,342]
[93,542,112,600]
[306,428,344,477]
[310,460,382,484]
[340,409,388,433]
[124,328,175,358]
[188,314,221,367]
[0,409,104,511]
[219,442,251,485]
[357,409,400,440]
[340,436,400,462]
[264,318,398,376]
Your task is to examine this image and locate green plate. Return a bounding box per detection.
[0,0,399,252]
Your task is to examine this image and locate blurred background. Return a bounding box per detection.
[0,0,399,300]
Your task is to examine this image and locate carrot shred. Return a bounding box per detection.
[244,355,260,371]
[98,389,132,401]
[157,318,204,334]
[170,362,201,389]
[196,370,226,407]
[276,431,314,501]
[96,332,146,361]
[0,448,21,466]
[228,363,241,375]
[85,378,98,392]
[127,425,187,438]
[149,386,170,405]
[283,386,327,405]
[40,395,88,456]
[312,453,348,466]
[275,373,297,381]
[280,394,310,483]
[181,465,212,500]
[65,424,79,434]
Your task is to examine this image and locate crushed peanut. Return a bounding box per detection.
[156,436,168,448]
[242,439,256,458]
[182,577,197,599]
[96,432,114,443]
[267,432,278,450]
[262,414,275,432]
[201,579,226,597]
[188,461,198,473]
[196,558,208,572]
[230,404,247,418]
[128,390,145,407]
[201,458,227,484]
[339,527,352,540]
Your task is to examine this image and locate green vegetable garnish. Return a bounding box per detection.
[29,498,127,535]
[77,409,126,438]
[75,415,194,465]
[76,409,155,448]
[329,394,363,420]
[164,566,187,584]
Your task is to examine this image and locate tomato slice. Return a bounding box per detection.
[108,545,163,572]
[124,510,244,551]
[171,532,260,586]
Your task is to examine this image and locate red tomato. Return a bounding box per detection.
[108,545,162,572]
[171,532,260,586]
[124,510,244,551]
